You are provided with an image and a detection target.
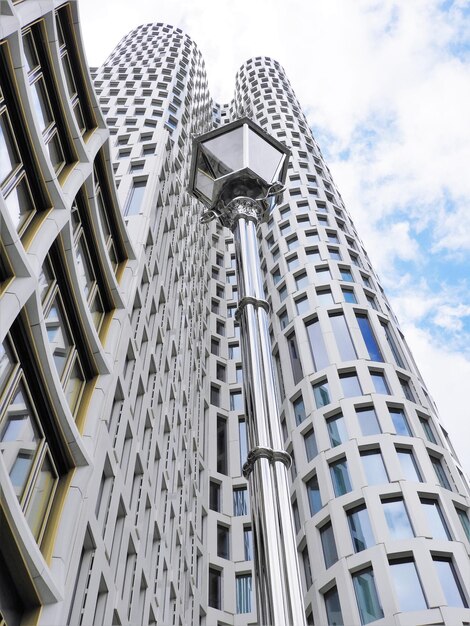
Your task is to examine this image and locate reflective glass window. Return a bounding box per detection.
[326,413,347,447]
[433,558,468,607]
[324,586,343,626]
[382,498,414,539]
[320,521,338,568]
[356,407,381,436]
[313,379,331,408]
[397,448,422,481]
[330,458,352,496]
[306,318,329,371]
[361,450,388,485]
[421,498,451,539]
[389,559,427,611]
[340,371,362,397]
[347,505,374,552]
[352,567,384,625]
[389,407,411,436]
[330,313,357,361]
[307,474,322,515]
[356,314,383,361]
[236,574,252,613]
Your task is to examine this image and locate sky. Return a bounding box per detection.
[77,0,470,474]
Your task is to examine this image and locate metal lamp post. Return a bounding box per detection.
[189,118,306,626]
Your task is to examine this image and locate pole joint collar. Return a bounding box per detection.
[235,296,270,320]
[243,446,292,478]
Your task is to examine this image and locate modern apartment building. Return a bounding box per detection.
[0,2,469,626]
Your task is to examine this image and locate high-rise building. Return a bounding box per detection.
[0,3,469,626]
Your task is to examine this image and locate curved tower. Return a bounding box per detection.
[0,4,469,626]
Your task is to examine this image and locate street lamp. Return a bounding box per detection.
[189,118,306,626]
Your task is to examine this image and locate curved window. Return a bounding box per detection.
[0,334,65,547]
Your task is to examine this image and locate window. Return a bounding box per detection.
[295,272,309,291]
[421,498,451,539]
[397,448,422,481]
[0,49,47,233]
[342,287,356,303]
[287,235,298,250]
[287,255,299,271]
[293,394,306,425]
[233,486,248,516]
[287,332,303,384]
[210,385,220,407]
[430,455,452,490]
[317,288,334,304]
[330,458,352,496]
[239,419,248,470]
[381,321,406,368]
[236,574,252,613]
[306,318,329,371]
[320,521,338,568]
[40,254,88,416]
[340,267,353,282]
[366,293,378,310]
[217,524,229,559]
[0,335,73,547]
[208,568,221,609]
[211,337,220,355]
[326,413,347,447]
[306,474,322,515]
[433,557,468,607]
[243,527,253,560]
[217,416,227,474]
[279,309,289,330]
[306,247,321,262]
[230,391,243,412]
[347,504,374,552]
[389,407,411,436]
[56,6,95,135]
[272,267,281,284]
[356,314,383,361]
[93,160,126,274]
[389,559,427,611]
[382,498,414,539]
[370,370,389,394]
[328,247,342,261]
[324,586,343,626]
[292,500,301,534]
[330,313,356,360]
[209,481,220,511]
[296,296,310,314]
[23,23,73,175]
[228,344,240,360]
[456,507,470,541]
[399,376,416,402]
[71,193,107,332]
[420,416,438,444]
[352,567,384,625]
[216,362,226,382]
[356,407,381,436]
[302,545,313,589]
[313,379,331,408]
[216,320,225,336]
[297,411,314,453]
[317,266,331,280]
[361,449,388,485]
[340,371,362,397]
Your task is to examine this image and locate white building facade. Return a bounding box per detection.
[0,3,469,626]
